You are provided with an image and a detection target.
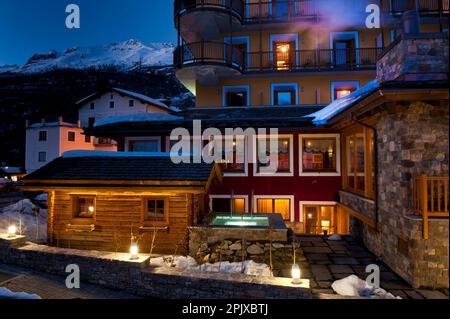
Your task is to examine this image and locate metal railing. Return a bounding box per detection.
[174,0,448,24]
[381,0,449,15]
[247,47,382,71]
[174,42,381,72]
[413,175,449,239]
[174,0,245,20]
[174,41,246,72]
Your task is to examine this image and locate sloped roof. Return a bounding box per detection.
[75,87,174,112]
[23,155,219,184]
[87,105,326,136]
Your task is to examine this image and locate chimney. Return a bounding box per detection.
[58,116,63,125]
[25,120,29,128]
[402,10,420,35]
[77,120,81,128]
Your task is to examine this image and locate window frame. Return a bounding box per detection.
[253,134,294,177]
[38,152,47,163]
[68,131,76,142]
[129,99,135,107]
[330,81,360,102]
[269,33,299,69]
[109,101,115,109]
[299,201,338,234]
[207,135,248,177]
[71,195,96,221]
[299,134,341,177]
[125,136,162,152]
[222,85,250,107]
[141,197,169,226]
[271,83,298,106]
[253,195,295,222]
[38,131,47,142]
[342,125,375,199]
[209,195,249,214]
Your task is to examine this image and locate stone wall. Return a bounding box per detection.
[189,226,288,256]
[377,32,449,82]
[0,235,311,299]
[347,101,449,289]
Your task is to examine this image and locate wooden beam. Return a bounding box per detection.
[337,203,382,232]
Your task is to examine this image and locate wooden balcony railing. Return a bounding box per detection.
[381,0,449,15]
[413,175,449,239]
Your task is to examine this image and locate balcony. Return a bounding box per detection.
[381,0,449,15]
[247,47,383,72]
[413,175,449,239]
[175,42,381,74]
[174,0,245,42]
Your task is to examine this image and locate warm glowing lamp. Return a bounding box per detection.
[88,205,95,214]
[328,146,334,157]
[8,225,17,238]
[292,264,301,285]
[130,242,139,260]
[307,141,312,148]
[307,213,313,219]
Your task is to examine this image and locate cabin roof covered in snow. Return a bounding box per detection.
[75,87,174,112]
[27,121,79,129]
[23,153,220,184]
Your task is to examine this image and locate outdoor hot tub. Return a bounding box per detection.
[189,214,288,255]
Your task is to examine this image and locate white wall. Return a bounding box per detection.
[25,124,117,174]
[79,92,167,128]
[26,125,62,174]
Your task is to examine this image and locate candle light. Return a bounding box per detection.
[292,264,301,285]
[130,242,139,260]
[8,225,17,238]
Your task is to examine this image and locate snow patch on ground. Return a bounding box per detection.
[327,234,342,241]
[150,256,273,277]
[0,199,47,243]
[0,287,41,299]
[332,275,402,299]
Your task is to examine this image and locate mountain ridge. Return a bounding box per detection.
[0,39,176,74]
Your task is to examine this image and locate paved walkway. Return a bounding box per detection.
[0,263,141,299]
[298,235,448,299]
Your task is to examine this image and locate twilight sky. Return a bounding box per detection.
[0,0,176,66]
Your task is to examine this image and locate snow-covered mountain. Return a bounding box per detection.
[0,39,175,74]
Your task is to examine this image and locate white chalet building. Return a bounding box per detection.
[25,88,174,173]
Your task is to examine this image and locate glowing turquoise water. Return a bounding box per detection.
[211,215,270,227]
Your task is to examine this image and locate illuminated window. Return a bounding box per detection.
[331,82,359,102]
[301,137,338,173]
[343,126,375,198]
[211,197,246,214]
[303,205,336,235]
[274,42,295,70]
[220,137,246,174]
[256,198,291,221]
[73,196,95,219]
[257,136,292,174]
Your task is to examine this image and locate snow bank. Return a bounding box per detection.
[332,275,401,299]
[308,79,379,125]
[0,287,41,299]
[35,193,48,202]
[0,178,10,185]
[0,199,47,243]
[150,256,272,277]
[93,113,183,127]
[327,234,342,241]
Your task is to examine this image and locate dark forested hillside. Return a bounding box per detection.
[0,67,193,167]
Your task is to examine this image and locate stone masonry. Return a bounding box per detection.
[0,235,311,299]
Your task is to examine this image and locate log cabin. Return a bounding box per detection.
[21,153,222,254]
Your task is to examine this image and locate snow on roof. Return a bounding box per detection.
[27,122,78,129]
[93,113,183,127]
[308,79,379,125]
[112,87,171,110]
[62,150,172,158]
[1,167,22,174]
